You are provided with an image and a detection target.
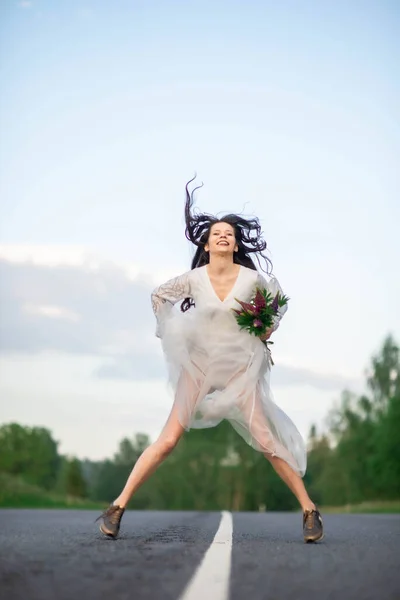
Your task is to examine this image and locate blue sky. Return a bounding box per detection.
[0,0,399,460]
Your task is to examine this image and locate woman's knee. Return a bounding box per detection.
[263,450,278,463]
[155,434,181,458]
[251,430,276,460]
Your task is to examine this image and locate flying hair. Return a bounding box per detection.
[181,176,273,312]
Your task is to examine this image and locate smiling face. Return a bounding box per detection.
[205,222,238,256]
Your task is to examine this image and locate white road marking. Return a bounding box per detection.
[179,511,233,600]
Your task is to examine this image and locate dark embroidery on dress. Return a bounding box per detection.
[151,273,191,314]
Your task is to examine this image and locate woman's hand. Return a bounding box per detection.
[259,327,274,342]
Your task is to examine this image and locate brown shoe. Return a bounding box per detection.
[96,504,125,538]
[303,508,324,543]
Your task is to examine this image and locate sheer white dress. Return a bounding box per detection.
[151,264,306,476]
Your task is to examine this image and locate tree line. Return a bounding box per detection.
[1,335,399,510]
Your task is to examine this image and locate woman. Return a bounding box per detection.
[97,178,323,543]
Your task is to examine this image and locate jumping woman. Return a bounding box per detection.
[96,178,324,543]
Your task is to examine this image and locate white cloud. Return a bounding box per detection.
[0,247,358,392]
[0,252,156,358]
[0,244,114,271]
[17,1,33,8]
[271,363,361,392]
[0,244,176,284]
[23,303,81,322]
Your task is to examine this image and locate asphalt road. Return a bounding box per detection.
[0,509,399,600]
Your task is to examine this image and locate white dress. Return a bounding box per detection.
[151,264,306,476]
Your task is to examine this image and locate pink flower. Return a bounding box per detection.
[236,299,258,315]
[253,319,263,328]
[254,288,266,311]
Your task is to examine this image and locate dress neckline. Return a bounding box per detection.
[204,265,242,303]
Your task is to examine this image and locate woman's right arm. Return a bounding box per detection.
[151,271,192,337]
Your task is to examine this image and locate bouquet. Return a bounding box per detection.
[232,287,289,362]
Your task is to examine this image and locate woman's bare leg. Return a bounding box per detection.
[265,454,315,512]
[112,403,184,507]
[114,371,200,508]
[241,388,316,512]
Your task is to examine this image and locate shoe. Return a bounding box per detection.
[96,504,125,538]
[303,508,324,543]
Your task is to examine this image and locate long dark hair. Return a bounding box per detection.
[181,176,273,312]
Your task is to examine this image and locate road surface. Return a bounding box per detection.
[0,509,399,600]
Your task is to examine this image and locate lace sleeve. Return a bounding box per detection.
[256,272,288,332]
[151,271,191,338]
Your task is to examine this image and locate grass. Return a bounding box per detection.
[1,472,399,513]
[320,500,400,514]
[0,473,103,509]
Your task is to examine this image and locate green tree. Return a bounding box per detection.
[306,335,400,507]
[0,423,59,489]
[369,336,400,498]
[114,434,150,466]
[89,434,152,507]
[64,458,87,498]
